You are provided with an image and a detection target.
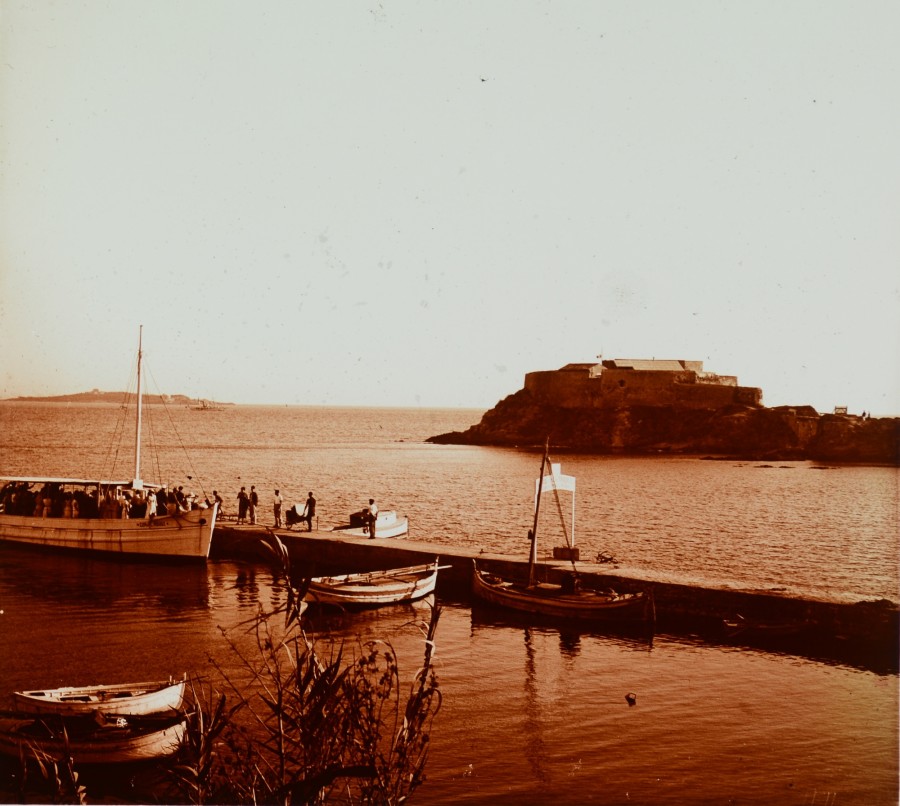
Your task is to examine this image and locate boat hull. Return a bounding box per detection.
[0,507,216,561]
[13,678,186,717]
[330,510,409,539]
[0,712,186,764]
[723,617,808,639]
[306,561,438,606]
[473,565,650,622]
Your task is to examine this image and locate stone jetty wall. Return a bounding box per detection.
[212,526,898,673]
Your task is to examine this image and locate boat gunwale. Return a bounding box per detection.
[13,677,186,716]
[306,560,439,605]
[473,564,650,620]
[0,712,187,763]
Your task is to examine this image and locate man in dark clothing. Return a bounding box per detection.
[303,492,316,531]
[249,486,259,525]
[237,486,249,524]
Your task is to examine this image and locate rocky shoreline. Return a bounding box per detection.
[428,388,899,464]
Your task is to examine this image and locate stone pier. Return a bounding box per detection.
[211,524,898,673]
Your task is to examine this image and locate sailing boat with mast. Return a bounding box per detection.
[0,327,217,561]
[472,440,652,622]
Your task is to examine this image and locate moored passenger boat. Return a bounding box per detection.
[0,328,216,561]
[0,479,215,560]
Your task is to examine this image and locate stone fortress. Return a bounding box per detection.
[524,358,763,410]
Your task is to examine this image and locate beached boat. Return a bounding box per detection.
[0,328,217,561]
[471,441,652,623]
[330,509,409,539]
[13,676,186,717]
[305,559,441,606]
[0,711,186,764]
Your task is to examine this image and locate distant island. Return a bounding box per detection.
[3,390,231,407]
[428,359,899,465]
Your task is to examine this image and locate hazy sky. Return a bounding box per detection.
[2,2,898,413]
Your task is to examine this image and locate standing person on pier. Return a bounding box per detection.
[303,491,316,531]
[366,498,378,539]
[273,489,283,528]
[237,486,249,524]
[249,486,259,525]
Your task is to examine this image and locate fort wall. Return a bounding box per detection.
[524,362,763,410]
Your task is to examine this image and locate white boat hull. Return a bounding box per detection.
[306,560,439,606]
[330,510,409,539]
[0,506,216,561]
[0,712,186,764]
[13,677,186,717]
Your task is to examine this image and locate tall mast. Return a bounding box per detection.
[133,325,143,486]
[527,437,549,587]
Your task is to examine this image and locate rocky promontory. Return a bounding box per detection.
[428,388,899,464]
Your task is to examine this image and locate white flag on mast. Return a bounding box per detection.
[535,463,576,496]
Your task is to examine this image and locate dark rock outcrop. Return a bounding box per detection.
[429,388,899,464]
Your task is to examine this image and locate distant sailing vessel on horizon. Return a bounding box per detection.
[0,327,217,561]
[191,398,225,411]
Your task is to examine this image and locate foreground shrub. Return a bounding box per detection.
[175,536,442,805]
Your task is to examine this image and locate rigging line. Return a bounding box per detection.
[144,363,210,501]
[547,451,578,573]
[144,398,165,486]
[547,452,571,548]
[100,354,139,481]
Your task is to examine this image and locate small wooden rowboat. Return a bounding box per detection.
[305,559,442,607]
[723,614,809,639]
[473,563,651,622]
[0,711,186,764]
[13,675,186,716]
[330,509,409,539]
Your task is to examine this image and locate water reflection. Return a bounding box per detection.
[468,599,896,677]
[469,601,656,657]
[522,627,549,785]
[301,594,437,637]
[0,544,209,616]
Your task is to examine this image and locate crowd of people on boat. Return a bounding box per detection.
[0,480,209,520]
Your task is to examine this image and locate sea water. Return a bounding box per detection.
[0,402,897,804]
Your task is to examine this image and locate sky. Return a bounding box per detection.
[1,1,898,413]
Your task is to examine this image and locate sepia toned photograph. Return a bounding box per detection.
[0,2,897,804]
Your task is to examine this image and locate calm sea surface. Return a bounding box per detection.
[0,402,897,804]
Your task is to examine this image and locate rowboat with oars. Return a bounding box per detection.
[13,675,186,717]
[305,559,442,606]
[471,440,653,623]
[0,711,186,764]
